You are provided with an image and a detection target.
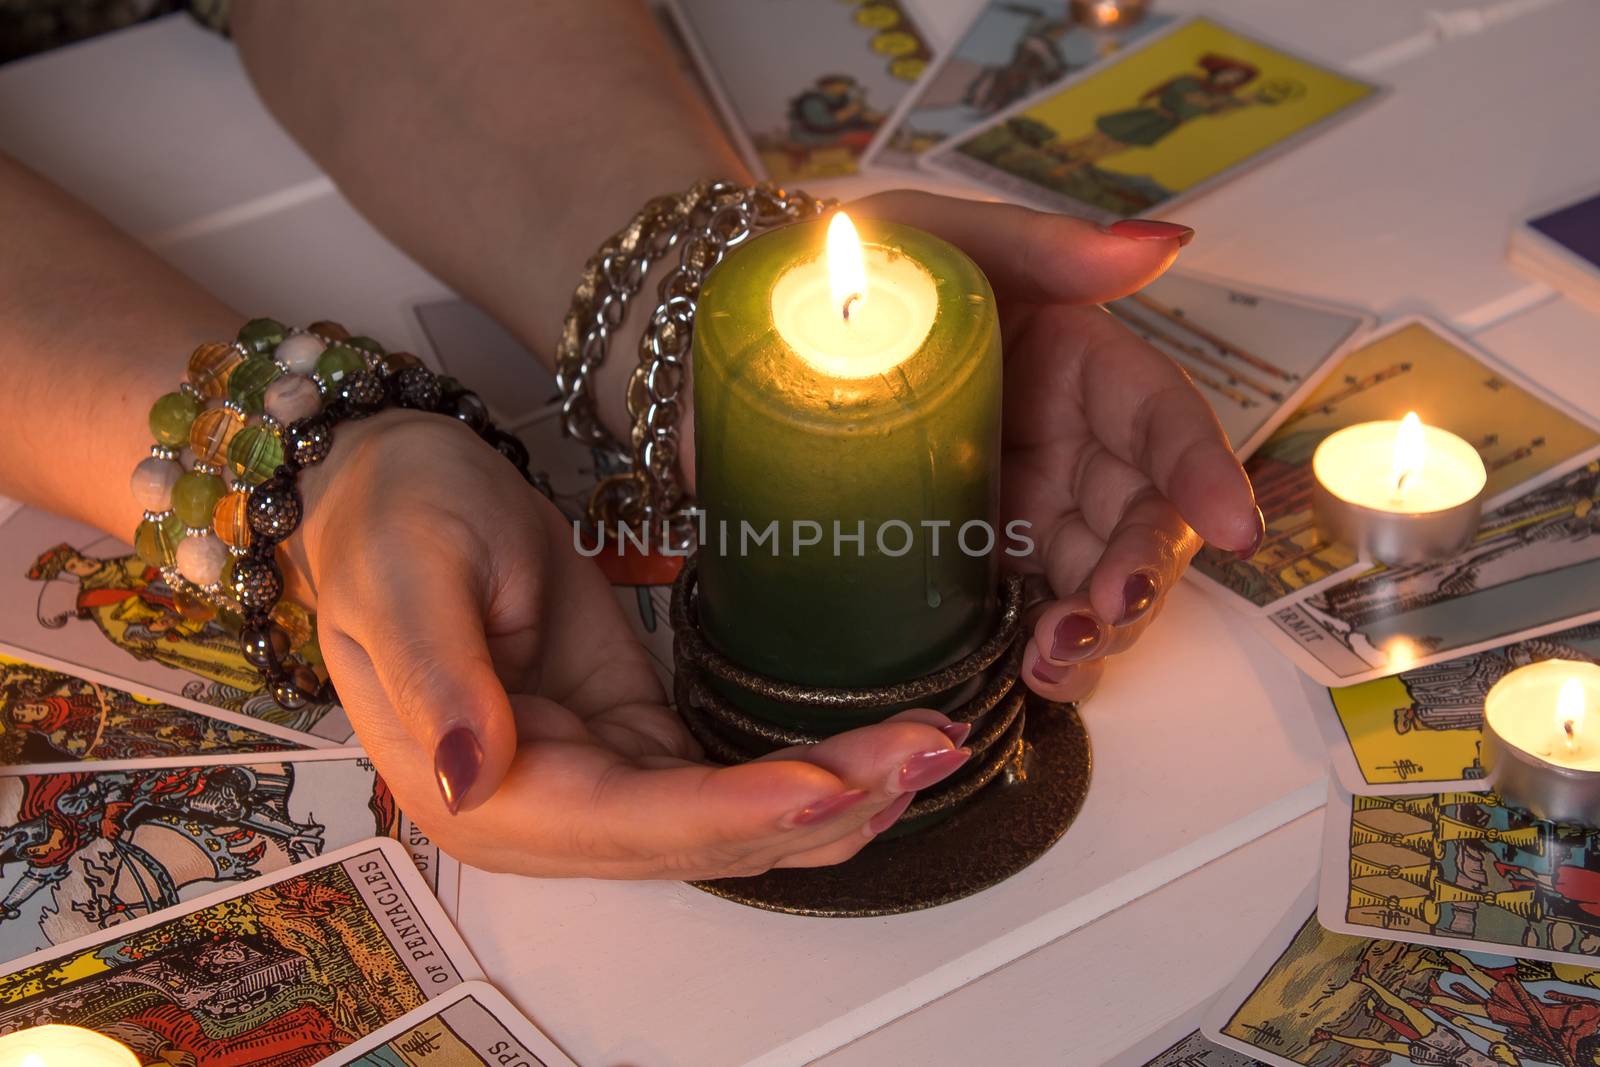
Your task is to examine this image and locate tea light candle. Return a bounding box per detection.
[0,1025,139,1066]
[1482,659,1600,825]
[1311,411,1487,565]
[1068,0,1151,28]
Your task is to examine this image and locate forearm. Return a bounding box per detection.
[233,0,748,440]
[0,152,240,538]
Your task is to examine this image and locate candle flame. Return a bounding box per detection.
[22,1056,43,1067]
[1391,411,1425,501]
[1089,0,1122,25]
[827,212,867,322]
[1559,677,1585,751]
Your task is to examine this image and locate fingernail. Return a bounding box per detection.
[783,789,869,829]
[435,726,483,815]
[1233,506,1267,560]
[1120,571,1158,624]
[866,794,916,837]
[1101,219,1195,246]
[1032,658,1074,686]
[940,721,973,747]
[894,747,971,794]
[1050,612,1103,662]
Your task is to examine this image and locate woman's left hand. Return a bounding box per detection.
[851,192,1264,703]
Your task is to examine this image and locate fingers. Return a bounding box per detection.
[1022,642,1106,703]
[760,710,966,797]
[850,189,1188,305]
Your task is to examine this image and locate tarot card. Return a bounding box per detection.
[1105,1005,1267,1067]
[1510,186,1600,316]
[666,0,937,181]
[0,750,461,964]
[0,506,352,745]
[1105,272,1372,459]
[0,839,479,1064]
[0,644,302,771]
[923,16,1379,222]
[1204,884,1600,1067]
[1320,785,1600,969]
[1188,317,1600,616]
[323,981,578,1067]
[1314,621,1600,796]
[1261,453,1600,687]
[862,0,1174,172]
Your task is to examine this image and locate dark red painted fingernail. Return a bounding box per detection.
[894,747,971,794]
[1120,572,1159,624]
[435,726,483,815]
[1101,219,1195,246]
[783,789,869,829]
[866,794,916,836]
[1050,612,1102,662]
[941,721,973,747]
[1032,658,1074,686]
[1233,506,1267,560]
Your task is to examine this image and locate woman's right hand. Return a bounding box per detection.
[297,409,969,879]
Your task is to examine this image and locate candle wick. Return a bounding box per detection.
[1391,469,1411,503]
[841,293,861,323]
[1566,719,1577,743]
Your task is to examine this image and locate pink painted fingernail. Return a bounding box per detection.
[435,726,483,815]
[1101,219,1195,246]
[894,748,971,794]
[1050,612,1102,662]
[783,789,869,829]
[866,794,916,837]
[1120,571,1158,624]
[941,721,973,747]
[1032,658,1074,686]
[1233,506,1267,560]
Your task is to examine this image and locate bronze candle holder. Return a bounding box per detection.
[671,555,1092,916]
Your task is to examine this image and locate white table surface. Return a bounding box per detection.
[0,3,1597,1065]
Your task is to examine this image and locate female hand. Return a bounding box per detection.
[296,410,969,877]
[851,193,1264,705]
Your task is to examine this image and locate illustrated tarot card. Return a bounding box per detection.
[1312,621,1600,796]
[1204,884,1600,1067]
[1187,317,1600,616]
[923,16,1379,222]
[1105,1004,1268,1067]
[0,750,462,964]
[1320,784,1600,969]
[0,839,480,1064]
[0,644,303,771]
[862,0,1173,172]
[0,506,352,745]
[1260,453,1600,687]
[1106,272,1372,459]
[666,0,938,181]
[323,980,578,1067]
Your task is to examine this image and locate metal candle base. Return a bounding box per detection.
[670,554,1092,916]
[1311,479,1482,566]
[1482,725,1600,826]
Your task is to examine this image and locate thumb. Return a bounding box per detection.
[759,709,969,799]
[325,530,519,815]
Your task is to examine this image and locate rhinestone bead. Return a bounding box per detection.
[130,456,182,512]
[170,470,228,530]
[227,356,282,415]
[149,391,202,448]
[273,333,325,375]
[247,478,302,542]
[271,600,315,649]
[316,345,366,387]
[212,490,253,548]
[335,369,386,415]
[227,424,285,487]
[233,555,283,613]
[284,417,333,467]
[447,390,489,433]
[263,373,322,424]
[187,342,244,399]
[394,366,442,410]
[237,317,288,355]
[189,406,245,466]
[175,532,227,587]
[240,622,291,670]
[308,320,350,342]
[134,512,185,568]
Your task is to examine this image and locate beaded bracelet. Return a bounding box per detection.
[131,317,542,710]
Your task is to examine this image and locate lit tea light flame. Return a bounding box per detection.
[828,212,867,323]
[1559,677,1585,752]
[1391,411,1425,503]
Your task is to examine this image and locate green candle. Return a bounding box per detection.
[693,214,1002,731]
